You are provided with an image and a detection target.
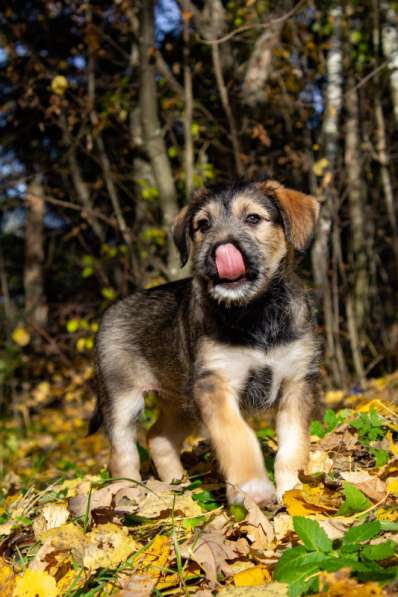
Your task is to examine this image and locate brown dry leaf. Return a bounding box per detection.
[81,523,137,571]
[306,450,334,475]
[137,480,202,519]
[233,565,271,587]
[318,519,347,540]
[340,471,387,501]
[180,530,241,584]
[30,523,85,572]
[32,502,69,540]
[68,480,141,518]
[273,513,294,541]
[240,496,274,550]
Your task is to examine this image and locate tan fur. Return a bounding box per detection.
[194,369,274,504]
[259,180,319,250]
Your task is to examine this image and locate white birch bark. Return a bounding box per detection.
[382,2,398,123]
[311,6,345,385]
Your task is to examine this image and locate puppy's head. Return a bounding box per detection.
[173,179,319,306]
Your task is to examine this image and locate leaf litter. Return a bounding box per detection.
[0,370,398,595]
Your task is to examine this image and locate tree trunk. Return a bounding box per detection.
[182,1,194,199]
[61,114,105,242]
[24,175,48,329]
[344,75,367,383]
[382,2,398,123]
[373,0,398,272]
[139,0,180,279]
[311,6,346,386]
[241,23,282,106]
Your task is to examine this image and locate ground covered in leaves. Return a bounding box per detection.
[1,368,398,596]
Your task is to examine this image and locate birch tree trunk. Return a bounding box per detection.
[139,0,180,279]
[374,0,398,272]
[24,175,48,329]
[311,6,347,385]
[345,75,367,383]
[382,2,398,123]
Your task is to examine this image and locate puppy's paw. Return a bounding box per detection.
[276,471,300,502]
[228,477,276,506]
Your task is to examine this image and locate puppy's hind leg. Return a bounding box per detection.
[107,388,145,481]
[148,404,191,483]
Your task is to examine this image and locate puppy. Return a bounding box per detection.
[91,179,320,505]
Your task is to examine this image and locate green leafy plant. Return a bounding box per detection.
[274,517,398,596]
[310,408,350,438]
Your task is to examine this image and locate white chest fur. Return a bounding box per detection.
[199,335,316,407]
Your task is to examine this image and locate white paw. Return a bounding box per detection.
[228,477,276,506]
[276,472,300,502]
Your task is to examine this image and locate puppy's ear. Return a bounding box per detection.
[172,205,190,267]
[264,181,320,251]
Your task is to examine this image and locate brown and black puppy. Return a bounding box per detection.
[91,179,320,505]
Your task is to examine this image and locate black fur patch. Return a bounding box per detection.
[241,365,273,410]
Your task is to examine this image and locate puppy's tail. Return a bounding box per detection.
[88,398,103,435]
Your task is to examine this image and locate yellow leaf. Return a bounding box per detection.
[324,390,344,405]
[137,535,170,574]
[234,565,271,587]
[376,507,398,522]
[13,569,57,597]
[11,327,30,347]
[386,478,398,496]
[120,535,170,592]
[0,558,15,596]
[313,158,329,177]
[283,488,337,516]
[51,75,68,96]
[81,523,137,571]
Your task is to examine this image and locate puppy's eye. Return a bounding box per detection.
[196,218,211,233]
[245,213,262,225]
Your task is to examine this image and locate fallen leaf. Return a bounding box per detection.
[137,480,202,518]
[217,582,288,596]
[273,513,294,541]
[81,523,137,571]
[306,450,333,475]
[240,496,274,550]
[0,558,15,596]
[233,565,271,587]
[33,502,69,540]
[13,569,57,597]
[180,530,240,584]
[386,478,398,496]
[118,535,170,596]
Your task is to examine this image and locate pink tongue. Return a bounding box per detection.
[215,243,246,280]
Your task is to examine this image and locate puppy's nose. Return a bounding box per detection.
[215,243,246,280]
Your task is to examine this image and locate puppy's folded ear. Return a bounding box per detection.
[263,181,320,251]
[172,205,190,267]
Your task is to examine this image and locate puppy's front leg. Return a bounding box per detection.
[274,379,313,501]
[195,372,275,505]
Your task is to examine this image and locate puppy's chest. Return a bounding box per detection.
[200,337,315,410]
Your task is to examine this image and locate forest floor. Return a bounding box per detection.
[1,365,398,597]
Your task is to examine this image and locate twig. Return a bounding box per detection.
[199,0,307,45]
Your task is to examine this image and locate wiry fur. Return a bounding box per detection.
[91,179,321,504]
